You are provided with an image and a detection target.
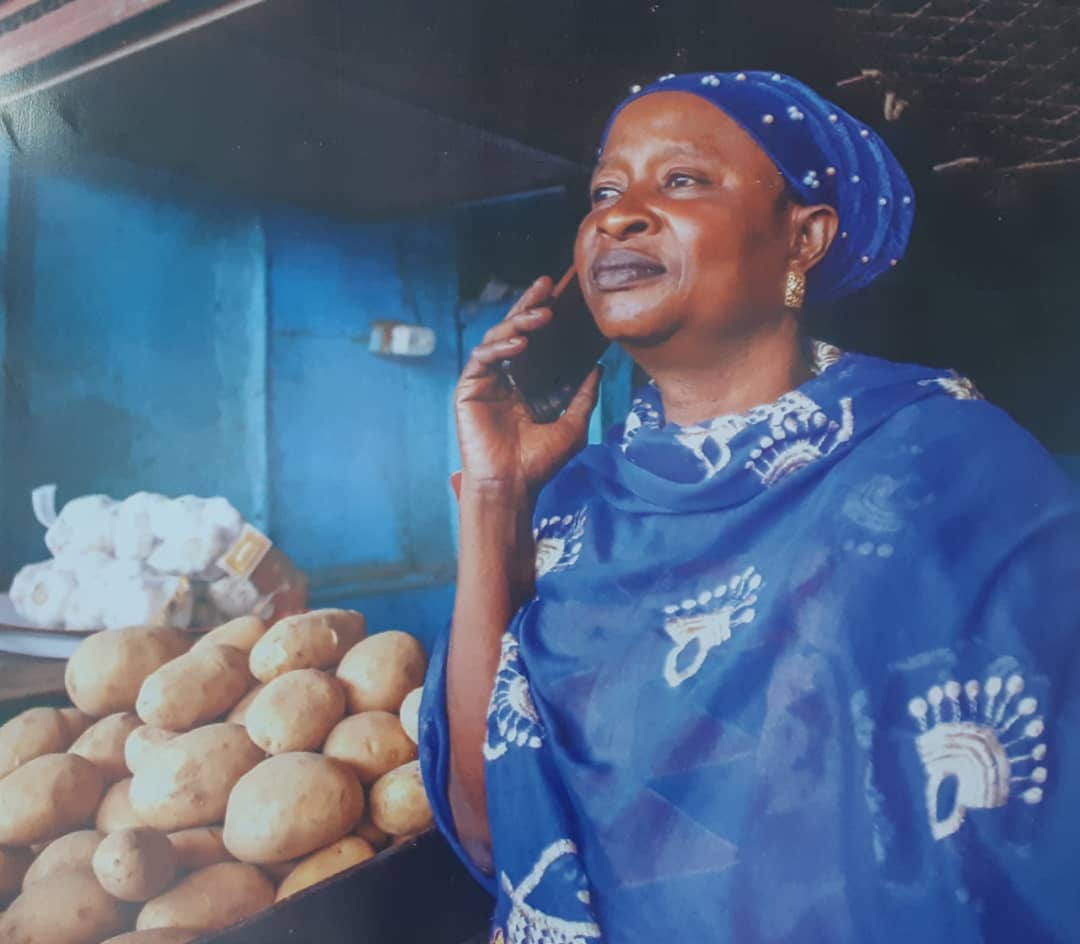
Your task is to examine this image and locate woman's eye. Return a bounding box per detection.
[665,173,699,189]
[591,185,620,204]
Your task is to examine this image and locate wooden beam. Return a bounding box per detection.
[0,0,269,107]
[0,1,48,21]
[999,156,1080,176]
[932,156,990,174]
[0,0,174,76]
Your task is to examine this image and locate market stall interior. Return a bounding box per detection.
[0,0,1078,941]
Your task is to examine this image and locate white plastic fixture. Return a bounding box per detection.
[369,321,437,358]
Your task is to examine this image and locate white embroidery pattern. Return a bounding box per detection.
[811,339,844,374]
[676,391,826,480]
[484,633,543,761]
[619,339,846,478]
[534,508,587,579]
[908,674,1048,840]
[500,840,602,944]
[745,397,855,486]
[662,566,763,687]
[619,395,661,452]
[918,371,983,401]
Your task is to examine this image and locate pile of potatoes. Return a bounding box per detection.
[0,609,431,943]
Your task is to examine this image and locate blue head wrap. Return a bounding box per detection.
[598,71,915,304]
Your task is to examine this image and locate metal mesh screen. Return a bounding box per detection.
[832,0,1080,169]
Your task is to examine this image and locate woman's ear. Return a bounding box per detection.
[790,203,839,272]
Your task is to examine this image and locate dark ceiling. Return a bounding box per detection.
[0,0,892,218]
[1,0,1076,216]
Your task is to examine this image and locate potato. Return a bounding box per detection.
[192,616,266,654]
[167,827,232,871]
[130,724,263,832]
[58,708,92,741]
[260,858,298,880]
[391,833,422,848]
[248,609,365,683]
[245,670,344,754]
[93,828,177,902]
[97,779,144,834]
[223,753,364,863]
[275,837,375,901]
[0,848,31,902]
[323,712,417,785]
[354,812,390,851]
[136,645,252,731]
[69,712,142,782]
[0,709,73,779]
[0,755,104,845]
[102,931,202,944]
[136,862,273,932]
[335,631,426,713]
[224,684,266,726]
[399,687,422,744]
[124,727,178,777]
[368,761,433,836]
[0,869,127,943]
[65,626,191,717]
[22,830,102,888]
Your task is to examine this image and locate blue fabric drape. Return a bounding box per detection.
[421,344,1080,943]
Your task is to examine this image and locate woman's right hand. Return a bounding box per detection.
[455,275,602,500]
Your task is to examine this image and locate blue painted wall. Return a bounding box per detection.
[0,146,459,649]
[264,211,457,582]
[0,153,269,572]
[0,146,10,534]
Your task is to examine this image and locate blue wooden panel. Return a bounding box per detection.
[334,582,456,654]
[1,160,267,576]
[0,145,11,544]
[0,151,462,644]
[265,210,459,587]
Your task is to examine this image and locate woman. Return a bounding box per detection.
[420,71,1080,943]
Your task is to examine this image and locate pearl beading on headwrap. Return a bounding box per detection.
[601,70,915,304]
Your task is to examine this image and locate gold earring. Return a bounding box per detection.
[784,270,806,310]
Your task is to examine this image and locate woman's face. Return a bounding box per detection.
[575,92,797,365]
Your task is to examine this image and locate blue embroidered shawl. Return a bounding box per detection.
[420,344,1080,943]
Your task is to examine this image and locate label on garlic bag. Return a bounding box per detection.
[218,524,272,580]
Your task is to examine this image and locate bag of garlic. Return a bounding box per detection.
[6,486,306,632]
[43,494,117,559]
[8,560,77,630]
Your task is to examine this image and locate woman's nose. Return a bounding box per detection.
[594,192,658,240]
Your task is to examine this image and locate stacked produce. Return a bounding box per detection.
[0,609,431,943]
[9,490,276,631]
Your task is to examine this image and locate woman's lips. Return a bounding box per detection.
[591,249,666,291]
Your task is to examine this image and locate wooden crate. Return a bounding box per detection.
[199,831,491,944]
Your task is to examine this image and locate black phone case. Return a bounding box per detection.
[501,272,610,423]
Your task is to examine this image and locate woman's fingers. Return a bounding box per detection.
[459,336,527,382]
[479,304,552,346]
[511,275,554,316]
[478,275,554,343]
[460,274,556,384]
[473,335,526,365]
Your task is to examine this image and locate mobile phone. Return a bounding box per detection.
[501,268,610,424]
